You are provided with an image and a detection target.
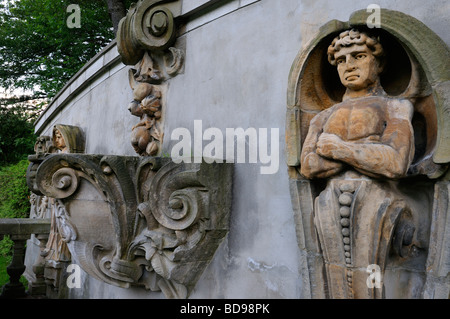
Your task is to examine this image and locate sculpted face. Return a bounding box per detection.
[54,129,67,151]
[334,44,382,91]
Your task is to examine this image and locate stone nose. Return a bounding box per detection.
[345,59,357,71]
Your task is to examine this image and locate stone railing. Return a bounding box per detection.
[0,218,51,299]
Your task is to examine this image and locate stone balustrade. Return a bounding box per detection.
[0,218,51,299]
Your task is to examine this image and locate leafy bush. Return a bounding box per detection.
[0,253,11,286]
[0,159,30,289]
[0,159,31,219]
[0,236,13,260]
[0,159,31,264]
[0,104,38,166]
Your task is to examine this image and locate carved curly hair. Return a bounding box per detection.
[327,29,384,66]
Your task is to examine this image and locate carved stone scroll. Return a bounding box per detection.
[117,0,184,157]
[30,154,233,299]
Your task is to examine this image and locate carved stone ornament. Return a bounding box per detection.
[27,124,85,297]
[30,154,233,299]
[286,9,450,299]
[25,2,231,299]
[27,124,86,195]
[117,0,184,157]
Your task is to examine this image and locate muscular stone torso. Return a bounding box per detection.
[323,98,387,142]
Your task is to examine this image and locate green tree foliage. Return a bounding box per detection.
[0,159,31,219]
[0,0,117,98]
[0,160,30,287]
[0,160,31,264]
[0,1,129,282]
[0,102,41,263]
[0,103,39,165]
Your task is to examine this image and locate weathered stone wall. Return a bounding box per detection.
[27,0,449,298]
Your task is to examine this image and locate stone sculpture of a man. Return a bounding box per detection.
[299,29,419,299]
[300,29,415,180]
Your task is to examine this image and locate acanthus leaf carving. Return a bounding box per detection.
[31,154,233,299]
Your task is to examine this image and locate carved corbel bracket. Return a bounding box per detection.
[30,154,233,299]
[117,0,184,157]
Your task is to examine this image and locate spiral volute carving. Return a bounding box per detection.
[153,188,205,231]
[38,167,79,199]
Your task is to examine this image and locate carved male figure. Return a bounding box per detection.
[299,29,420,299]
[300,29,415,179]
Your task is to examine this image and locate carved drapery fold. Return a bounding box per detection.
[31,154,233,299]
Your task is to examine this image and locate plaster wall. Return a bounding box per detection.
[27,0,449,299]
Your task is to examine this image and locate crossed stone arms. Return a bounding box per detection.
[300,98,415,180]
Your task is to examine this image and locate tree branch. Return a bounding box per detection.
[106,0,126,35]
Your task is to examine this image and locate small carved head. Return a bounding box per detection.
[34,136,51,155]
[53,128,67,153]
[328,29,385,91]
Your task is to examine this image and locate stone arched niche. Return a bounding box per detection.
[287,9,450,178]
[286,9,450,299]
[51,124,86,154]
